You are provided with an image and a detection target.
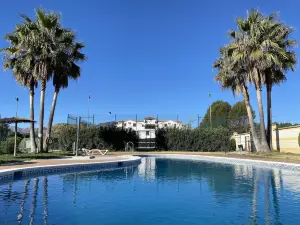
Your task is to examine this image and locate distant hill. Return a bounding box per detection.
[9,126,47,135]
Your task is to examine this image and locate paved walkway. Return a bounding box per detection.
[0,155,128,171]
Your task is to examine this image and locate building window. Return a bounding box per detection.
[128,122,131,125]
[124,123,127,127]
[164,124,167,127]
[133,123,136,127]
[174,124,177,128]
[146,131,150,135]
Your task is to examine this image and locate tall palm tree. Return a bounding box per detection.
[2,21,38,153]
[264,25,297,148]
[44,39,86,151]
[226,12,270,151]
[235,10,296,150]
[9,9,67,152]
[214,45,263,152]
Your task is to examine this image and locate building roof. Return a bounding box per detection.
[0,117,36,124]
[144,116,156,120]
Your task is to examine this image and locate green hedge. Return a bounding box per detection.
[55,126,138,151]
[0,137,23,154]
[156,127,231,152]
[298,133,300,147]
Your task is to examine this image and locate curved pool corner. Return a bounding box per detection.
[137,154,300,172]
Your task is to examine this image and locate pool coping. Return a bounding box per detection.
[139,154,300,172]
[0,155,141,183]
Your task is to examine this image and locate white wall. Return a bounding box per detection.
[116,118,183,140]
[232,133,251,151]
[272,124,300,153]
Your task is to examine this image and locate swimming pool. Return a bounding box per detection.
[1,156,300,224]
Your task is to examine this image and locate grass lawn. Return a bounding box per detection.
[0,151,73,165]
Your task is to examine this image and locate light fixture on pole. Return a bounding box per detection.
[208,93,212,128]
[14,97,19,157]
[88,95,91,127]
[109,112,112,127]
[16,97,19,117]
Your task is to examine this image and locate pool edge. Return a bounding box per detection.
[0,156,141,183]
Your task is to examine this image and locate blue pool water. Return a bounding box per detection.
[1,157,300,224]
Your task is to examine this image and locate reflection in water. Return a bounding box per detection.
[43,177,48,225]
[29,178,39,225]
[17,180,30,224]
[0,158,300,224]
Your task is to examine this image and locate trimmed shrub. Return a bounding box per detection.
[156,127,231,152]
[55,126,138,151]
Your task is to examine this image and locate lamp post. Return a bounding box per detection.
[208,93,212,128]
[109,112,112,127]
[14,97,19,157]
[88,95,91,127]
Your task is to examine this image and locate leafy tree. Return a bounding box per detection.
[228,101,255,133]
[0,123,9,141]
[274,122,299,128]
[200,101,231,128]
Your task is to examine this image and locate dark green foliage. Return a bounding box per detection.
[275,122,299,129]
[228,101,254,133]
[231,139,236,151]
[298,133,300,147]
[156,127,231,152]
[57,125,77,151]
[0,137,23,154]
[0,123,9,141]
[56,126,138,151]
[200,101,231,128]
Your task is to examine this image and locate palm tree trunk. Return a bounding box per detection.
[255,84,270,152]
[38,80,46,153]
[241,82,263,152]
[266,81,272,149]
[44,88,59,152]
[29,83,37,153]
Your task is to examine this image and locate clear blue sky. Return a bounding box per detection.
[0,0,299,126]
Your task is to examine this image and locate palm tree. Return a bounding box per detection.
[235,10,296,150]
[214,45,263,152]
[2,21,38,153]
[263,25,297,148]
[44,38,86,151]
[9,9,67,152]
[226,11,270,151]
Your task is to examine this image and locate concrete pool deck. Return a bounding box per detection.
[0,155,132,171]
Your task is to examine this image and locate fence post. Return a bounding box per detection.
[76,117,81,157]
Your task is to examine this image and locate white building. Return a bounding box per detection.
[116,116,183,140]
